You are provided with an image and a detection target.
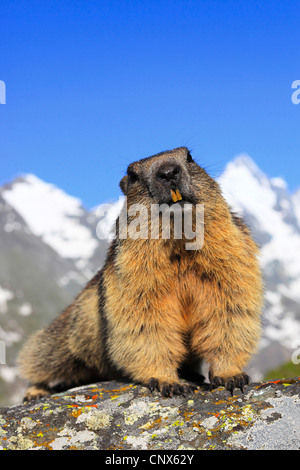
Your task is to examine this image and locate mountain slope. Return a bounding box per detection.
[218,155,300,378]
[219,155,300,285]
[0,179,108,405]
[0,193,92,404]
[1,175,108,277]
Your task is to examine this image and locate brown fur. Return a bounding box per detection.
[18,147,263,400]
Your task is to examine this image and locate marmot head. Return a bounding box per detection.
[119,147,221,209]
[116,148,228,249]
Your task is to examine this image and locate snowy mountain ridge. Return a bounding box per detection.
[219,154,300,295]
[2,174,98,262]
[218,155,300,363]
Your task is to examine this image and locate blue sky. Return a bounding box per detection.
[1,0,300,208]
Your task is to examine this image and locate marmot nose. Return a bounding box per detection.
[156,162,182,185]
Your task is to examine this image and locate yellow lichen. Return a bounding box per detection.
[85,411,110,431]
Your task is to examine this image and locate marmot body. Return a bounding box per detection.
[18,147,263,400]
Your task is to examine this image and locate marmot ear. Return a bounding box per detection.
[119,175,128,195]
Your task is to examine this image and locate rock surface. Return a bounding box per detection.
[0,377,300,450]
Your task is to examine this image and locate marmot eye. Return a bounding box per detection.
[187,152,193,163]
[128,170,139,183]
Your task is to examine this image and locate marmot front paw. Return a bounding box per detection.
[209,372,250,396]
[146,377,195,397]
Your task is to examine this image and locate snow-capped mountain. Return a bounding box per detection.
[0,177,108,405]
[219,155,300,288]
[0,156,299,405]
[1,175,106,276]
[218,155,300,378]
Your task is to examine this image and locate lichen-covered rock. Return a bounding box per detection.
[0,378,299,450]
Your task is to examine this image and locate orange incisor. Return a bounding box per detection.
[171,189,183,202]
